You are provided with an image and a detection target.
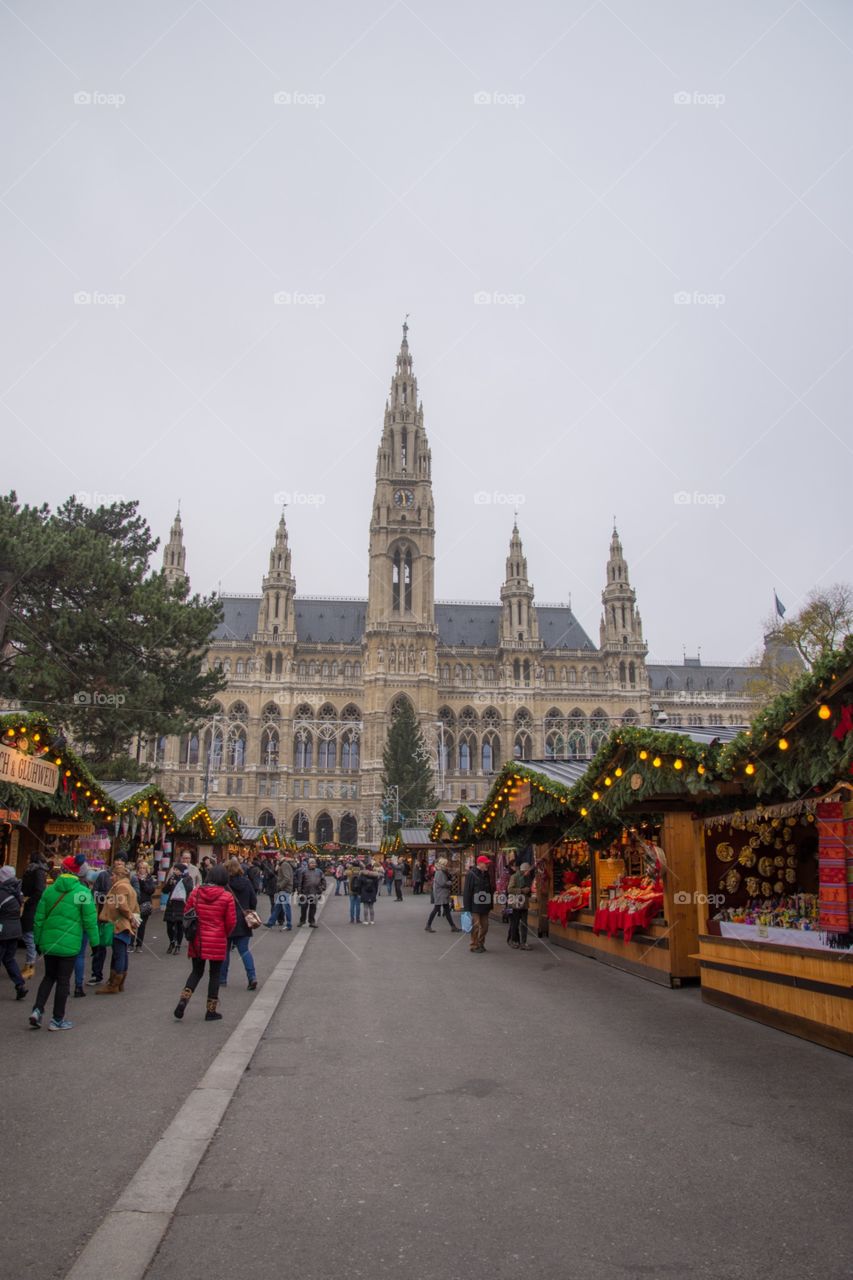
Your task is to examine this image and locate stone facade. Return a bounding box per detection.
[150,327,765,844]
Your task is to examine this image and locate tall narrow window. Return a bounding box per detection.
[404,550,412,611]
[401,426,408,468]
[392,550,401,611]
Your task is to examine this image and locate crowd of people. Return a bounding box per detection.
[0,845,535,1030]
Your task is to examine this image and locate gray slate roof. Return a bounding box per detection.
[524,759,591,787]
[214,597,596,651]
[646,662,753,694]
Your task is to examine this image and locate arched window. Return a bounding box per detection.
[260,727,279,768]
[340,813,358,844]
[513,732,532,761]
[318,736,336,770]
[686,677,693,691]
[316,812,333,844]
[404,549,412,611]
[629,662,636,685]
[344,662,352,678]
[204,725,223,771]
[665,676,673,690]
[523,659,531,685]
[481,733,500,773]
[353,662,362,678]
[569,668,577,684]
[321,661,330,678]
[545,731,565,760]
[341,732,360,771]
[619,661,627,685]
[258,809,276,828]
[513,658,521,682]
[236,660,244,675]
[265,653,272,675]
[291,811,309,841]
[458,733,475,773]
[294,732,313,770]
[228,728,246,769]
[298,661,307,678]
[274,653,283,675]
[546,667,555,682]
[392,549,401,611]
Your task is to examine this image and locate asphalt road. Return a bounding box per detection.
[0,904,295,1280]
[142,890,853,1280]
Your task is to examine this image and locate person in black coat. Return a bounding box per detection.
[0,866,27,999]
[163,864,193,955]
[132,859,157,952]
[20,852,47,979]
[462,856,493,953]
[220,857,258,989]
[357,859,380,925]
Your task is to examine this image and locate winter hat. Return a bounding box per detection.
[0,865,15,883]
[476,856,491,867]
[61,855,79,873]
[74,852,88,866]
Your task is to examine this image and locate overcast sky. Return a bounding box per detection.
[3,0,851,664]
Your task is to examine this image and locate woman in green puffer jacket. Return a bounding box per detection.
[30,856,100,1031]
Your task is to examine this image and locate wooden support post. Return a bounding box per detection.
[661,810,701,980]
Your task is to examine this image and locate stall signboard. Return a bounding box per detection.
[0,808,22,824]
[0,744,59,796]
[45,820,95,836]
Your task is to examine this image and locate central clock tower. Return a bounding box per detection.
[366,322,436,635]
[363,324,438,813]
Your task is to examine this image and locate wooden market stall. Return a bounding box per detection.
[471,735,736,988]
[0,712,117,872]
[692,642,853,1054]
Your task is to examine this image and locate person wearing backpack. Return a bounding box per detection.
[163,862,193,954]
[0,865,28,1000]
[30,856,100,1030]
[173,863,237,1022]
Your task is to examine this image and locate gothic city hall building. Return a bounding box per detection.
[152,326,762,844]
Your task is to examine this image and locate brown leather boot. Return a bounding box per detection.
[95,971,121,994]
[174,986,193,1019]
[115,972,127,992]
[204,998,222,1022]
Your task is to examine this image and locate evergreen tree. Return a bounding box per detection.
[0,491,226,774]
[381,698,435,832]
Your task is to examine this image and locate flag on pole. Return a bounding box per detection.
[774,592,786,619]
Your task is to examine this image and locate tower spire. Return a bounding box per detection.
[499,522,540,647]
[258,509,296,640]
[600,524,645,657]
[162,509,188,587]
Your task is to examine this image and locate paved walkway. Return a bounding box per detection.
[0,905,295,1280]
[142,891,853,1280]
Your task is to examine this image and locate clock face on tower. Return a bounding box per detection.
[393,488,414,509]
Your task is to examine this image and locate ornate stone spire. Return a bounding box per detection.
[500,522,540,647]
[162,509,188,587]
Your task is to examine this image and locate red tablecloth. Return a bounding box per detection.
[592,894,664,942]
[547,891,590,927]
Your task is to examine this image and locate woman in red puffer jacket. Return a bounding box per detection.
[173,864,236,1023]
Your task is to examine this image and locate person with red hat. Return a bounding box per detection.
[463,856,494,953]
